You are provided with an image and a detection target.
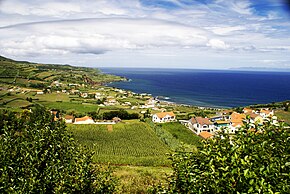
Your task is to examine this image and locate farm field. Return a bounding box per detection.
[113,165,172,193]
[68,122,171,166]
[275,110,290,125]
[160,122,202,147]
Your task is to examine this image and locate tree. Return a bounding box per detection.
[155,119,290,193]
[0,106,117,193]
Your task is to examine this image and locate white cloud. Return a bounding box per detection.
[0,0,289,69]
[0,18,212,57]
[207,39,229,49]
[210,26,246,35]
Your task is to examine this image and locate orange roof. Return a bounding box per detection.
[199,131,214,139]
[51,111,58,115]
[243,108,253,113]
[75,116,93,122]
[232,122,243,127]
[231,112,246,121]
[260,109,271,114]
[191,117,212,125]
[231,112,246,127]
[64,115,74,120]
[222,109,232,115]
[155,112,175,119]
[246,112,261,119]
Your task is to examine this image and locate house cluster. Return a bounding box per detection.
[187,108,275,138]
[51,111,121,124]
[152,108,275,139]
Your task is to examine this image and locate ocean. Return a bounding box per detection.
[100,68,290,108]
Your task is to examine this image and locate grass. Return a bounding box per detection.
[41,101,99,113]
[113,166,172,193]
[160,122,202,147]
[68,122,171,166]
[275,110,290,125]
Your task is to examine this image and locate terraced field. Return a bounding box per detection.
[68,122,171,166]
[0,55,124,88]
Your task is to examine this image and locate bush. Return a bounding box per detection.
[102,109,140,120]
[0,107,117,193]
[155,119,290,193]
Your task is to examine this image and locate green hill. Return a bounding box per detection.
[0,55,124,89]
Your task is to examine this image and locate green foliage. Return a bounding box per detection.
[0,55,124,89]
[68,122,171,166]
[102,109,140,120]
[156,120,290,193]
[147,121,182,151]
[160,122,201,147]
[0,107,117,193]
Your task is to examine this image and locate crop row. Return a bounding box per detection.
[68,122,171,166]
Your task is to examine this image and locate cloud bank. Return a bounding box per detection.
[0,0,290,69]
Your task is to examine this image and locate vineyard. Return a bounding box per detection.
[68,122,171,166]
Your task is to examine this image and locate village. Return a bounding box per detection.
[151,107,276,139]
[2,76,281,143]
[38,80,278,141]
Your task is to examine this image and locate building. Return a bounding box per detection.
[188,117,215,134]
[64,115,74,124]
[247,112,264,125]
[74,116,95,124]
[260,109,274,118]
[152,112,175,123]
[199,131,214,139]
[112,117,122,123]
[243,108,254,114]
[230,112,246,126]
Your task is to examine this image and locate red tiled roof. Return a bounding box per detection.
[199,131,214,139]
[191,117,212,125]
[75,116,93,122]
[64,115,74,120]
[260,109,272,114]
[155,112,175,119]
[246,112,260,119]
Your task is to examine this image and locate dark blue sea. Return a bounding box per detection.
[100,68,290,108]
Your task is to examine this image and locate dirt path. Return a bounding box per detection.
[107,125,113,132]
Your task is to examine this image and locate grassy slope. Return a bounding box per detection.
[0,55,123,88]
[68,122,171,166]
[113,166,172,193]
[160,122,202,146]
[275,110,290,124]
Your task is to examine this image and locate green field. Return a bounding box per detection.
[160,122,202,146]
[275,110,290,125]
[68,122,171,166]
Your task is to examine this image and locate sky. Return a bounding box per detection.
[0,0,290,69]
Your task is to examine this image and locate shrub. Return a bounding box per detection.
[0,107,117,193]
[155,119,290,193]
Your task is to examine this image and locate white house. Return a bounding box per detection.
[188,117,215,134]
[259,109,274,118]
[74,116,95,124]
[64,115,74,124]
[152,112,175,123]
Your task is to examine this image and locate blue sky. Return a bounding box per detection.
[0,0,290,69]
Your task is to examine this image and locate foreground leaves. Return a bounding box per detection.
[154,119,290,193]
[0,106,116,193]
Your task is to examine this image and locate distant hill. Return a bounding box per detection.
[229,67,290,72]
[0,55,124,89]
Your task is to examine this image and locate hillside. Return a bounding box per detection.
[0,55,125,89]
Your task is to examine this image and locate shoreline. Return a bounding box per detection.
[104,80,228,110]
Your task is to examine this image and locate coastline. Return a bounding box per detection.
[101,68,290,108]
